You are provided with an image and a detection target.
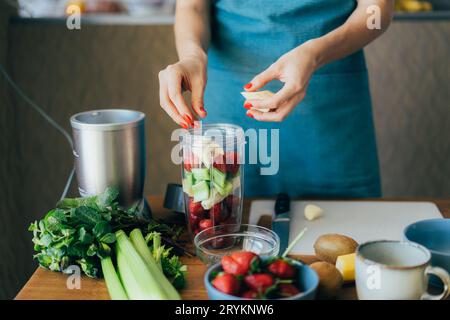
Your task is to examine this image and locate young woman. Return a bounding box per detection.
[159,0,394,197]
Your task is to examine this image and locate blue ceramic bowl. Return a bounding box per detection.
[204,257,319,300]
[404,219,450,285]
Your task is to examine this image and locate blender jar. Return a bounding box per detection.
[181,124,245,241]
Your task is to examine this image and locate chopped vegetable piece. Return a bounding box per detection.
[192,168,210,181]
[192,180,210,202]
[304,204,324,221]
[182,171,195,196]
[213,180,233,197]
[212,167,227,189]
[335,253,356,282]
[201,189,226,210]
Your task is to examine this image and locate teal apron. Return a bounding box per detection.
[204,0,381,198]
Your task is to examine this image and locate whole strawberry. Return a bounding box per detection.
[212,273,240,295]
[278,283,300,297]
[267,259,296,278]
[221,251,258,276]
[241,290,259,299]
[199,219,213,231]
[244,274,275,292]
[188,198,205,216]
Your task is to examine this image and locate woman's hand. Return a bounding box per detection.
[243,42,319,122]
[158,53,208,128]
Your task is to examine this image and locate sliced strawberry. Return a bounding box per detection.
[267,259,296,279]
[212,154,227,173]
[230,252,258,273]
[278,283,300,297]
[221,256,247,276]
[225,151,240,175]
[183,152,199,172]
[244,274,275,292]
[241,290,259,299]
[212,273,240,296]
[188,198,205,216]
[199,219,214,231]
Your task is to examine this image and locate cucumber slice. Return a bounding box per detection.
[182,172,194,196]
[192,168,210,181]
[213,180,233,197]
[212,167,227,189]
[201,189,226,210]
[192,180,210,202]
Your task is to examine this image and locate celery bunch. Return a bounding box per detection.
[101,229,183,300]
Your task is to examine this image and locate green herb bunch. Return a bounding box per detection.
[29,188,184,279]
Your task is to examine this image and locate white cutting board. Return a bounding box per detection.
[249,201,443,255]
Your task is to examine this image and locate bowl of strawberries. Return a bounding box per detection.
[204,251,319,300]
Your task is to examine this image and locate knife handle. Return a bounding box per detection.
[275,193,290,215]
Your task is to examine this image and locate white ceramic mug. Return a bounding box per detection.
[355,240,450,300]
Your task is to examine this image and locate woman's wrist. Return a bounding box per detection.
[179,45,208,64]
[300,39,326,71]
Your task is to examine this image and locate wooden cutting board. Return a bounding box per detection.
[249,201,443,255]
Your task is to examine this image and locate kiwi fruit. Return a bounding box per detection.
[313,234,358,264]
[310,261,343,299]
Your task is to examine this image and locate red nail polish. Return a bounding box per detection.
[246,111,254,119]
[244,83,252,89]
[180,122,189,129]
[184,114,193,126]
[244,102,252,110]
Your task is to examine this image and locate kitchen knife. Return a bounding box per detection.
[272,193,291,255]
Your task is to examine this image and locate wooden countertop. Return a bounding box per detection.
[15,196,450,300]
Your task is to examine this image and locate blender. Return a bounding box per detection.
[70,109,151,218]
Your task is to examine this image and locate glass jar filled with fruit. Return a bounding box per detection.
[181,124,245,241]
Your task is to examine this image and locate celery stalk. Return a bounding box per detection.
[152,232,163,271]
[115,230,168,300]
[101,256,128,300]
[129,229,181,300]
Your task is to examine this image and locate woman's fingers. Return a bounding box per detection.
[245,64,278,91]
[159,72,189,128]
[247,92,305,122]
[191,79,207,118]
[166,67,195,127]
[245,82,301,111]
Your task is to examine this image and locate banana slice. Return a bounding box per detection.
[304,204,324,221]
[241,90,274,113]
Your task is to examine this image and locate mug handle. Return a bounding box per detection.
[420,266,450,300]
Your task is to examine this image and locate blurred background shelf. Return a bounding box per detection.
[395,11,450,20]
[10,14,175,25]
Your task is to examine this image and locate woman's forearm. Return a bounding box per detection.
[307,0,395,69]
[175,0,210,62]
